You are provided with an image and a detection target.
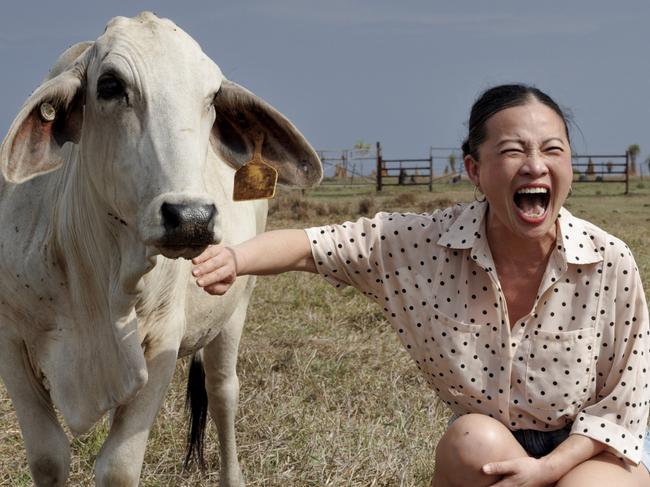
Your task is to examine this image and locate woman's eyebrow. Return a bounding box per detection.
[496,138,524,147]
[542,137,566,145]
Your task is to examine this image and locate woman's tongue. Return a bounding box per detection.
[515,193,547,219]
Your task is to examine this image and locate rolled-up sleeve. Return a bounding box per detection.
[572,244,650,464]
[305,210,444,302]
[305,214,389,291]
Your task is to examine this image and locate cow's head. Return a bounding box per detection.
[0,12,322,259]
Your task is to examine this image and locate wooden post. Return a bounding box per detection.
[428,147,433,192]
[376,141,382,192]
[625,150,629,195]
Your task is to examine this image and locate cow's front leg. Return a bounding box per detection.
[94,347,178,487]
[0,336,70,486]
[203,303,248,487]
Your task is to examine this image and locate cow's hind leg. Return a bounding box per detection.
[94,347,178,487]
[202,305,248,487]
[0,338,70,486]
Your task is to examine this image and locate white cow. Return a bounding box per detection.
[0,12,321,486]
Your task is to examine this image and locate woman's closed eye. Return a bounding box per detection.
[544,146,564,154]
[500,147,525,155]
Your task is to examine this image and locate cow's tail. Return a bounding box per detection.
[184,352,208,470]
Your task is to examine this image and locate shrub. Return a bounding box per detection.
[357,197,377,216]
[417,197,454,213]
[391,192,417,207]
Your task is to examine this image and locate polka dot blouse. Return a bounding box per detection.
[305,201,650,465]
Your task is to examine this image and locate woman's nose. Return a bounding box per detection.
[520,151,549,178]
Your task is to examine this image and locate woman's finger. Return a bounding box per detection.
[192,252,227,277]
[204,282,233,296]
[191,244,224,265]
[482,460,514,476]
[196,266,235,288]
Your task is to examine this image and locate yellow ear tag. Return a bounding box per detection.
[233,133,278,201]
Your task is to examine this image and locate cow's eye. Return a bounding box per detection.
[97,74,126,101]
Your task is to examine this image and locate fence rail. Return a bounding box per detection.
[571,153,629,194]
[376,142,434,191]
[317,144,631,195]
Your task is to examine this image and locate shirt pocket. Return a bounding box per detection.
[425,310,487,402]
[524,327,595,412]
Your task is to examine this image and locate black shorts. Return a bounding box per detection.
[511,425,571,458]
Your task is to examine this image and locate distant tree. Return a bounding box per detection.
[448,153,457,174]
[353,140,371,154]
[627,144,640,175]
[444,165,449,176]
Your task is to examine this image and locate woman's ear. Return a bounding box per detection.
[464,154,481,187]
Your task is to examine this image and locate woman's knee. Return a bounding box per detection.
[433,414,527,487]
[436,414,525,468]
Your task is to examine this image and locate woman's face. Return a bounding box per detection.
[465,100,573,242]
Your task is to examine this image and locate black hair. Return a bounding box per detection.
[461,84,570,160]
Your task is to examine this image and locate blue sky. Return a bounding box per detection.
[2,1,650,173]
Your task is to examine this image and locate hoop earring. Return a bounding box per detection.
[474,186,486,203]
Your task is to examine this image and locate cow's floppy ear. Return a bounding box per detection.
[211,80,322,187]
[0,42,92,184]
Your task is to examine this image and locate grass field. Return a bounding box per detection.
[1,179,649,486]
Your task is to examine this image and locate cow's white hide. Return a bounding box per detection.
[0,12,321,487]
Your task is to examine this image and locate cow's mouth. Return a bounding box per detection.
[513,186,550,223]
[157,244,209,260]
[149,227,219,260]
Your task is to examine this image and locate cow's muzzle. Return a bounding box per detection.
[139,193,222,260]
[158,202,218,259]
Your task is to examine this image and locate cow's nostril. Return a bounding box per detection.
[161,203,216,230]
[161,202,182,230]
[160,203,217,246]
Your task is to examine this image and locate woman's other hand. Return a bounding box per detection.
[483,457,555,487]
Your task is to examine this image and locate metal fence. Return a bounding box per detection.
[316,144,631,195]
[571,153,629,194]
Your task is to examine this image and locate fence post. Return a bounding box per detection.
[625,150,629,195]
[429,147,433,192]
[376,141,382,192]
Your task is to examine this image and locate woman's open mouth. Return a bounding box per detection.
[513,185,550,223]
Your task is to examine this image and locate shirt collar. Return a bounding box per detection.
[436,202,602,265]
[556,207,603,264]
[436,202,487,250]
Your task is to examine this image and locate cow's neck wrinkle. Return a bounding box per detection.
[37,146,149,433]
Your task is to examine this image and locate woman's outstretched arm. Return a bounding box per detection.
[191,229,316,295]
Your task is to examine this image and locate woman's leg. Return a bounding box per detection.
[556,452,649,487]
[432,413,529,487]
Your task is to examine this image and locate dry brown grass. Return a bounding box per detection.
[1,180,649,485]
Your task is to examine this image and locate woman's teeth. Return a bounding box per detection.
[517,187,548,195]
[514,187,549,219]
[524,207,545,218]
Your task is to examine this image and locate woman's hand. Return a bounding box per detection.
[483,457,556,487]
[191,230,316,296]
[192,244,239,295]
